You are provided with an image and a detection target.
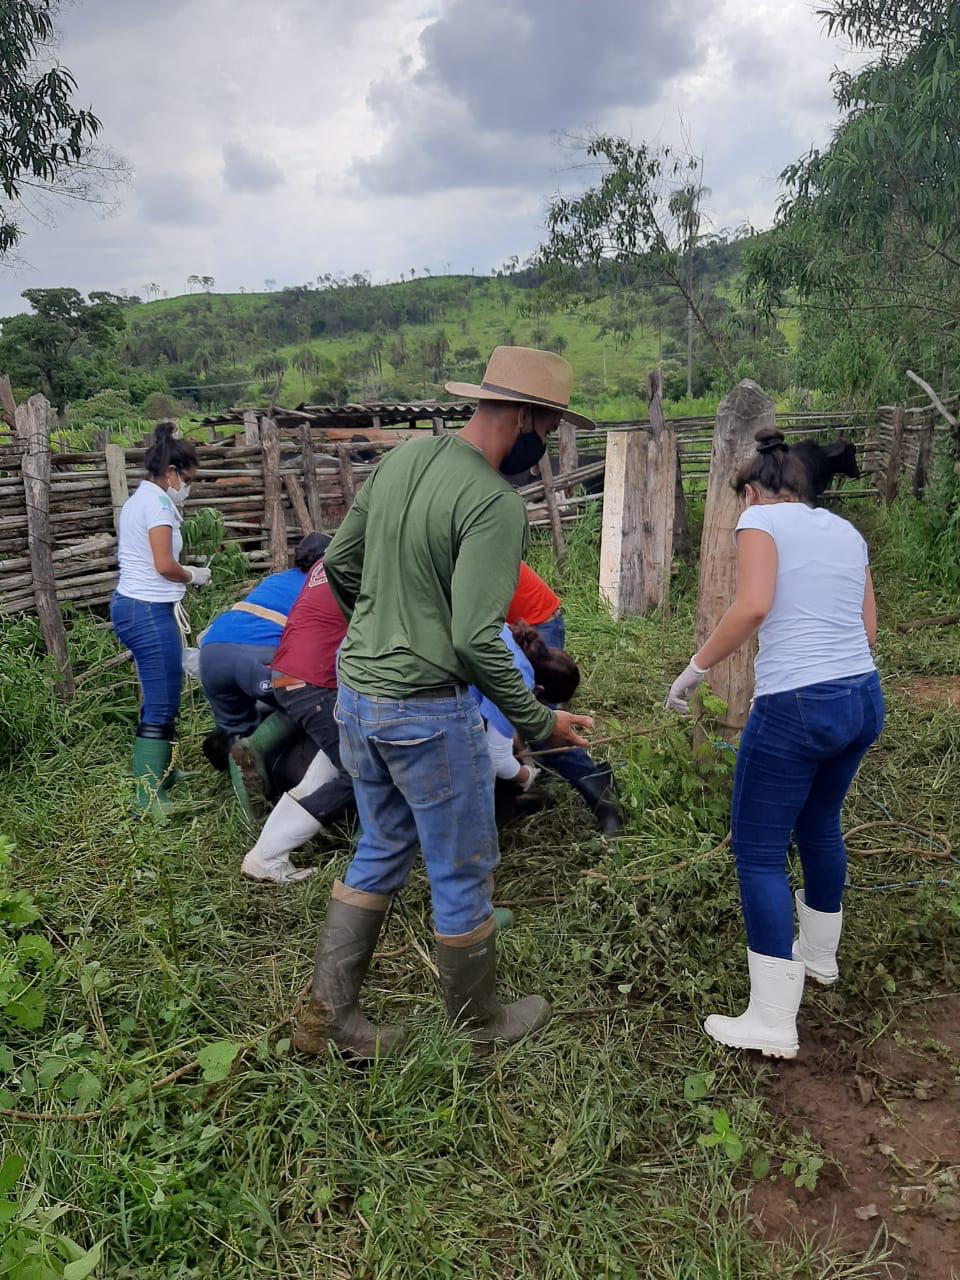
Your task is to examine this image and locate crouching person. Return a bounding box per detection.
[199,532,329,753]
[240,551,354,883]
[293,346,593,1058]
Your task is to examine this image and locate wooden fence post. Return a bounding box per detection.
[432,416,445,436]
[338,444,356,507]
[105,442,129,530]
[537,453,566,559]
[284,473,312,536]
[243,411,260,447]
[261,416,287,571]
[913,416,934,499]
[695,380,772,739]
[647,368,690,561]
[599,426,676,618]
[885,405,905,505]
[16,394,75,700]
[299,423,323,529]
[557,421,578,497]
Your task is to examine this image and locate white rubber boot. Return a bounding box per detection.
[241,793,321,883]
[792,890,842,985]
[704,949,805,1059]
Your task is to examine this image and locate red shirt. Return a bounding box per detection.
[506,562,560,626]
[272,562,348,689]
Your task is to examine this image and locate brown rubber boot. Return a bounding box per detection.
[292,880,406,1060]
[436,917,551,1057]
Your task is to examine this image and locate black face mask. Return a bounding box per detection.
[499,424,547,476]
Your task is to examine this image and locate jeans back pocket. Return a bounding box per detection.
[369,728,452,808]
[795,686,859,756]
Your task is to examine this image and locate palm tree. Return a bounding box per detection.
[187,274,200,293]
[292,347,318,394]
[200,275,215,294]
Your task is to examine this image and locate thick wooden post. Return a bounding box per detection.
[537,453,566,559]
[432,416,445,436]
[261,416,287,571]
[299,423,323,529]
[695,380,773,738]
[885,405,905,505]
[0,375,16,430]
[16,394,75,699]
[105,442,129,530]
[599,426,676,618]
[338,444,356,507]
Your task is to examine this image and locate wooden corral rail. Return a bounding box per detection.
[0,393,948,627]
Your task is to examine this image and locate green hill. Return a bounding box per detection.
[122,239,792,420]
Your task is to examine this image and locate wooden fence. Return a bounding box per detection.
[0,393,949,628]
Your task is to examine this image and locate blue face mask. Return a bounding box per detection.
[499,422,547,476]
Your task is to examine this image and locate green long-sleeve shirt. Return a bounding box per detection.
[324,433,556,744]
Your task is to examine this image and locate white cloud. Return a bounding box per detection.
[0,0,862,314]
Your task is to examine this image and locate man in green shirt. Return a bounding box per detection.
[294,346,594,1059]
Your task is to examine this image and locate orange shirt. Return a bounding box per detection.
[506,562,560,626]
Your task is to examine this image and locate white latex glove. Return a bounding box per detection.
[186,565,212,587]
[517,763,542,793]
[665,658,707,715]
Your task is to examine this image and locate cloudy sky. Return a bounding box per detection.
[0,0,857,315]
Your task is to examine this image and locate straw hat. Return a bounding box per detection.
[446,345,595,429]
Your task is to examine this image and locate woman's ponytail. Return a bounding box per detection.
[144,421,198,479]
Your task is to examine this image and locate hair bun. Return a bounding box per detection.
[755,428,786,455]
[154,421,175,443]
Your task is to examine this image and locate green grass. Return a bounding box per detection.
[1,504,958,1277]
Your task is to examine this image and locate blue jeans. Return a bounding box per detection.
[335,683,499,936]
[199,642,276,739]
[531,610,606,796]
[110,593,182,729]
[732,671,884,959]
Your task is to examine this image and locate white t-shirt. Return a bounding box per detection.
[116,480,186,603]
[736,502,875,697]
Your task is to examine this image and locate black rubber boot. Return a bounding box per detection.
[574,762,624,837]
[292,880,406,1060]
[436,919,551,1056]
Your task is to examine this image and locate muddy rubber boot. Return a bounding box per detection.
[574,763,624,837]
[436,918,551,1056]
[130,735,173,819]
[229,711,299,817]
[293,880,406,1060]
[704,949,805,1060]
[792,890,842,986]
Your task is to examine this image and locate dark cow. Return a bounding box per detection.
[503,452,605,496]
[789,437,860,501]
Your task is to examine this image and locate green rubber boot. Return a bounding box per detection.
[131,736,174,819]
[229,712,299,820]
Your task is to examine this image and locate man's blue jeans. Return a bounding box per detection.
[110,593,182,727]
[335,683,499,936]
[732,671,884,959]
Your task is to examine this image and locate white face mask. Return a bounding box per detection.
[169,474,191,506]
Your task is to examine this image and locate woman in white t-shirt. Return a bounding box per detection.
[666,427,883,1059]
[110,424,212,814]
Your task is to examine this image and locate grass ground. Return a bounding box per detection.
[1,500,958,1278]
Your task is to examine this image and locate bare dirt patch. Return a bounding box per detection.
[751,996,960,1279]
[902,677,960,711]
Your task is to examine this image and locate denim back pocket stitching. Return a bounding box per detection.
[332,702,361,779]
[369,729,453,807]
[795,686,857,754]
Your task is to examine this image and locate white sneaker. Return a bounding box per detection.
[791,890,842,985]
[704,950,805,1059]
[240,792,321,884]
